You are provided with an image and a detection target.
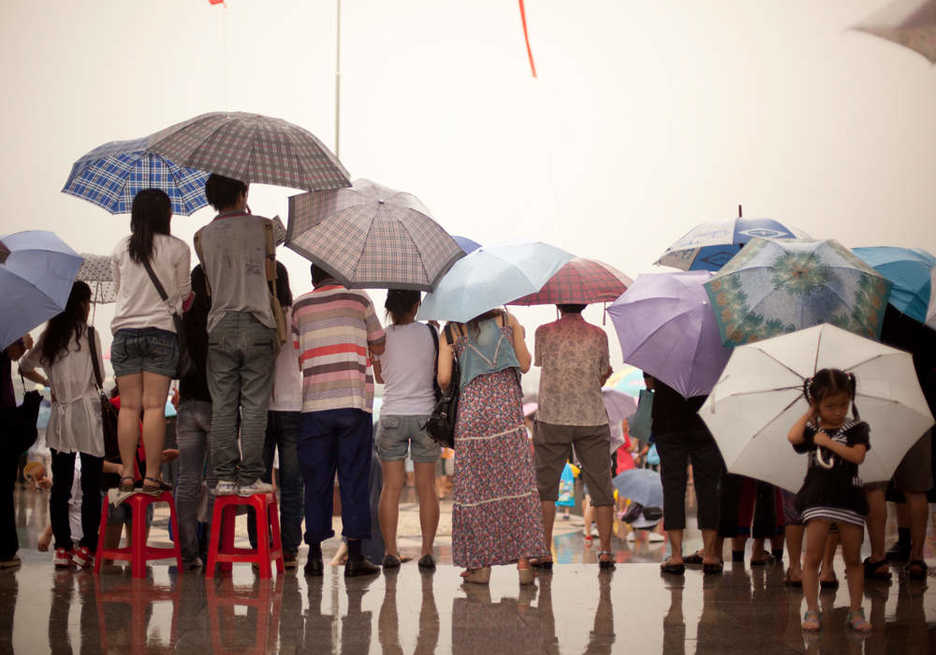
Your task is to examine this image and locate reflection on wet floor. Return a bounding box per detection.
[4,488,936,653]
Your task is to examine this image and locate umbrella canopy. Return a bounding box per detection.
[149,112,351,192]
[929,267,936,329]
[607,271,732,398]
[854,0,936,63]
[76,253,117,304]
[453,235,482,254]
[0,231,83,349]
[612,468,664,509]
[509,257,632,306]
[604,365,646,398]
[705,238,892,348]
[700,323,935,491]
[286,179,463,291]
[62,137,209,215]
[602,389,638,423]
[853,246,935,324]
[656,217,811,271]
[416,242,575,323]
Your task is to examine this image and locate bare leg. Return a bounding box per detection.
[540,501,556,560]
[785,524,805,581]
[583,495,595,536]
[378,460,406,557]
[819,532,839,583]
[596,505,613,553]
[802,520,830,614]
[667,529,684,565]
[140,372,171,483]
[701,529,719,565]
[865,487,887,562]
[906,492,928,562]
[413,462,439,557]
[116,373,143,480]
[838,523,866,613]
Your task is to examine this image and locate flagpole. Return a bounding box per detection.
[335,0,342,160]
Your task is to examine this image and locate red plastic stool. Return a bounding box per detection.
[94,490,183,578]
[206,493,284,578]
[95,577,181,654]
[206,578,283,654]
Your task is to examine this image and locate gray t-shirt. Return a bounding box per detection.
[195,212,275,334]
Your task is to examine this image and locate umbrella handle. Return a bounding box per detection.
[816,446,835,470]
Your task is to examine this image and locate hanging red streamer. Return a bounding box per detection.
[518,0,537,78]
[209,0,225,5]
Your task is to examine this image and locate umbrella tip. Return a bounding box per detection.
[738,204,742,218]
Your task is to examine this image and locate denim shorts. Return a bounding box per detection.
[375,414,440,463]
[111,327,179,378]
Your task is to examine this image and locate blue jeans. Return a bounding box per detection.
[248,410,303,555]
[207,312,276,483]
[299,409,373,544]
[174,400,214,563]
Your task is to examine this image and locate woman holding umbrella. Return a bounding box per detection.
[437,309,547,584]
[110,189,191,494]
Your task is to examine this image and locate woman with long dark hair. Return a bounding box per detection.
[20,281,105,568]
[110,189,191,494]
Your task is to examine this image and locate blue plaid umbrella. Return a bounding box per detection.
[62,137,209,215]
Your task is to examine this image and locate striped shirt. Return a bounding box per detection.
[292,283,385,413]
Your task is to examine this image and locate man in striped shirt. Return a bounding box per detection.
[293,265,385,577]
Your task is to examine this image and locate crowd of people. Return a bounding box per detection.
[2,178,935,637]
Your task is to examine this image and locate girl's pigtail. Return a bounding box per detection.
[847,372,860,420]
[802,377,812,405]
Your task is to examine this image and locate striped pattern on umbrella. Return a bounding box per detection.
[286,179,464,291]
[149,112,351,192]
[77,253,117,304]
[510,257,632,305]
[62,138,209,215]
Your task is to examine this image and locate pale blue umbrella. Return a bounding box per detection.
[853,246,935,324]
[705,238,892,347]
[0,231,83,349]
[612,468,664,509]
[416,242,574,322]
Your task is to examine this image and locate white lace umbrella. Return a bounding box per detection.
[854,0,936,63]
[700,323,934,492]
[77,253,116,305]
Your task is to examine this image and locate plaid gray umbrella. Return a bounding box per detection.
[149,112,351,191]
[77,253,117,304]
[286,179,464,291]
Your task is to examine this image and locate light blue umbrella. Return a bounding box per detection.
[416,242,574,322]
[0,231,83,349]
[612,468,664,509]
[453,235,482,253]
[853,246,935,324]
[63,137,209,215]
[656,216,811,271]
[705,238,892,347]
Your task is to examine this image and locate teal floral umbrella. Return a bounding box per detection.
[704,238,892,347]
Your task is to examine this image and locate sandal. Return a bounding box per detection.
[863,557,892,581]
[905,559,928,581]
[750,554,774,566]
[660,560,685,575]
[847,608,871,634]
[142,476,171,496]
[703,562,724,576]
[683,551,704,566]
[801,609,821,632]
[118,476,135,493]
[784,569,803,588]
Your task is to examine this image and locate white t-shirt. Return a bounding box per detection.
[111,234,192,334]
[269,307,302,412]
[377,322,437,416]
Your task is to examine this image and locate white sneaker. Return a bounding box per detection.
[237,480,274,497]
[215,480,237,496]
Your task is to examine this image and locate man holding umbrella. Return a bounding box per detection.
[532,303,616,569]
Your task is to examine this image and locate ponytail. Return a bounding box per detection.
[847,372,860,420]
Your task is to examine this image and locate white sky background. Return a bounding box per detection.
[1,0,934,394]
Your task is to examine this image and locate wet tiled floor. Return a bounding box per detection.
[4,487,936,654]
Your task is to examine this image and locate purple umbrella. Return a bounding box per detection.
[453,235,482,253]
[607,271,732,398]
[602,389,638,422]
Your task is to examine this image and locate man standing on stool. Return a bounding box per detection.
[532,303,616,569]
[194,174,279,498]
[293,265,386,577]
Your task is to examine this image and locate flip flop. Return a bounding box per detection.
[683,552,704,565]
[703,562,724,576]
[906,560,928,581]
[660,560,685,575]
[784,570,803,588]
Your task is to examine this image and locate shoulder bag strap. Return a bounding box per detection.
[87,326,103,390]
[264,221,277,288]
[140,256,170,303]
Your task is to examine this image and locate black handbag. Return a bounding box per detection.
[423,324,459,450]
[87,326,118,462]
[140,257,192,379]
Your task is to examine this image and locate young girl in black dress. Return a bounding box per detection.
[787,369,871,634]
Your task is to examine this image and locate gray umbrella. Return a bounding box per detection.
[286,179,464,291]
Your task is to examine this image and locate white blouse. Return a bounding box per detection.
[111,233,192,334]
[19,325,105,457]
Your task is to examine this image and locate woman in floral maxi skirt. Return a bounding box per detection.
[438,310,547,584]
